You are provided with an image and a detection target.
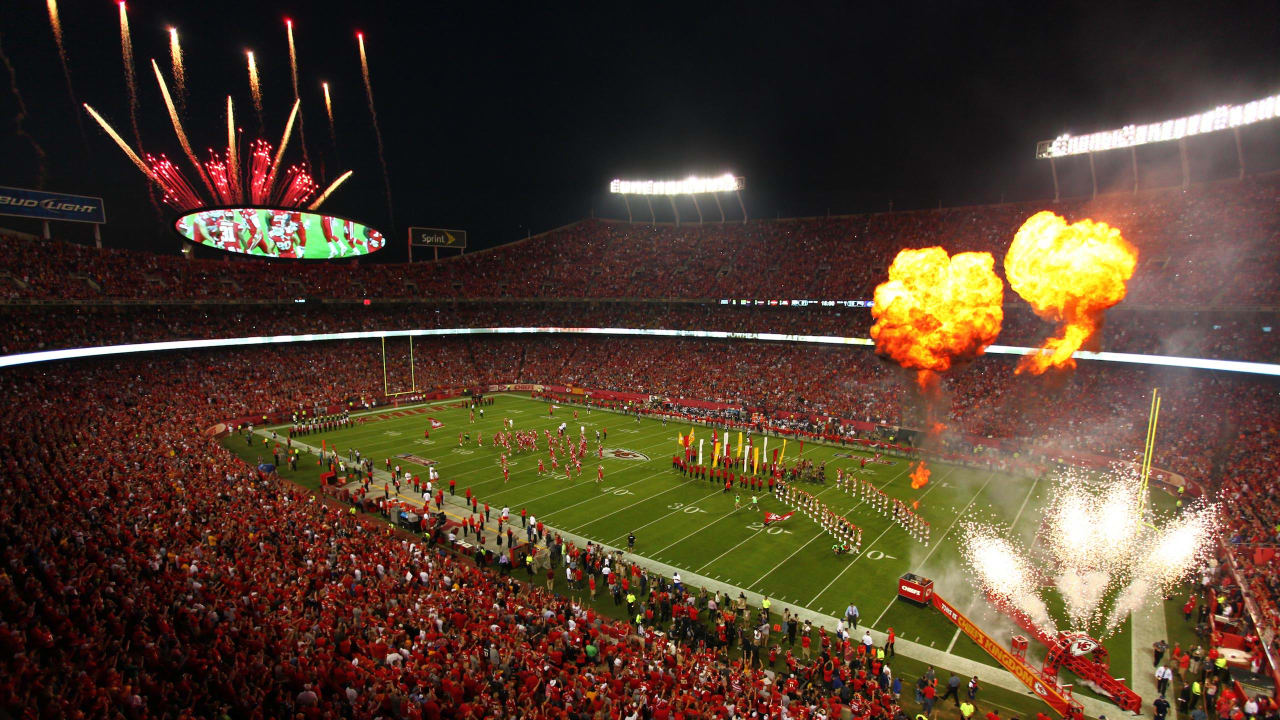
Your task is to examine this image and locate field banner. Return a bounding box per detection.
[931,593,1082,718]
[0,185,106,224]
[409,227,467,248]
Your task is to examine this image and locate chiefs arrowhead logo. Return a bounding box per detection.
[1066,635,1099,656]
[603,448,650,461]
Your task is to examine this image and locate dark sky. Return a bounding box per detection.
[0,0,1276,259]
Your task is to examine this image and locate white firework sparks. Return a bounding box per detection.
[964,467,1217,638]
[962,526,1056,634]
[1105,505,1217,632]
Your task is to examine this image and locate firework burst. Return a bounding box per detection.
[168,27,186,113]
[285,19,309,167]
[323,81,335,143]
[961,526,1056,633]
[117,2,143,151]
[358,31,395,228]
[247,50,263,131]
[962,466,1218,638]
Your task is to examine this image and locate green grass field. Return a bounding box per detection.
[243,392,1183,712]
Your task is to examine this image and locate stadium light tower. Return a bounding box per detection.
[609,173,747,225]
[1036,91,1279,200]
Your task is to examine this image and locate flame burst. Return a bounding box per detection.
[871,247,1004,375]
[910,461,931,489]
[1005,211,1138,374]
[168,27,186,112]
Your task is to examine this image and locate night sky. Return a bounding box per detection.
[0,0,1276,260]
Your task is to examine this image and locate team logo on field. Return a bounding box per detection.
[428,418,445,429]
[603,448,650,461]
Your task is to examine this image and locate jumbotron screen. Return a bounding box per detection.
[174,208,386,258]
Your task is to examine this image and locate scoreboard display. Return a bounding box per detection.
[175,207,386,259]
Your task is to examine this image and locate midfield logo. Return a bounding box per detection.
[602,448,650,461]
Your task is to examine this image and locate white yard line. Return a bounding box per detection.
[696,527,764,573]
[535,468,672,518]
[805,472,948,606]
[1008,476,1040,534]
[569,481,691,532]
[606,487,728,543]
[870,471,996,629]
[747,462,914,589]
[945,628,962,653]
[651,506,745,555]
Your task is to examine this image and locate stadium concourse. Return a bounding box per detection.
[0,181,1278,719]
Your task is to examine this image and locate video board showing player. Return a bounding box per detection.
[174,208,386,259]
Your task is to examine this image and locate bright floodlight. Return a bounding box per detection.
[1037,91,1280,158]
[610,173,744,195]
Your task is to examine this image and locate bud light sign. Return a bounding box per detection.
[0,185,106,224]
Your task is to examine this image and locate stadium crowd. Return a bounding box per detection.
[3,175,1280,718]
[2,174,1278,306]
[0,353,999,720]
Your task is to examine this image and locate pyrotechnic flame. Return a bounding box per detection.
[83,103,152,179]
[308,170,353,210]
[226,96,241,201]
[46,1,63,47]
[247,50,263,129]
[117,2,143,151]
[168,27,186,112]
[871,247,1004,374]
[358,31,395,227]
[44,0,91,155]
[264,100,301,203]
[285,19,309,167]
[323,82,335,142]
[151,60,215,198]
[962,526,1056,634]
[910,461,931,489]
[1005,211,1138,374]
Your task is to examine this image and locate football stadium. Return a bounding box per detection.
[0,3,1277,719]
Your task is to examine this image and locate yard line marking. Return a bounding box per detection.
[869,470,997,629]
[567,481,688,532]
[804,468,950,606]
[695,523,768,574]
[535,468,672,518]
[650,505,745,555]
[1008,475,1040,535]
[747,461,915,589]
[608,487,725,543]
[945,628,962,653]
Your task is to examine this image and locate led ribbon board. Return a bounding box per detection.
[1036,92,1280,159]
[2,327,1278,376]
[174,208,386,259]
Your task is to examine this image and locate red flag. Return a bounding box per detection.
[763,511,794,526]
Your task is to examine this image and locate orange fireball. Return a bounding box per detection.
[1005,211,1138,374]
[871,247,1005,376]
[910,461,931,489]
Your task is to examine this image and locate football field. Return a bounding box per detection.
[273,392,1172,696]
